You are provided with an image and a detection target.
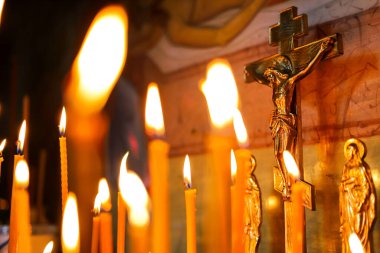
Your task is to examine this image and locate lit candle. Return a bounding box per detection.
[183,155,197,253]
[9,120,26,253]
[200,59,238,253]
[145,82,170,253]
[91,195,101,253]
[59,107,69,211]
[98,178,113,253]
[0,139,6,177]
[62,192,80,253]
[43,241,54,253]
[232,109,251,253]
[14,160,31,253]
[283,151,304,252]
[349,233,364,253]
[117,152,128,253]
[120,168,150,253]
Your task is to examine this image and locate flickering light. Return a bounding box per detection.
[0,0,5,25]
[183,155,192,188]
[43,241,54,253]
[145,82,165,137]
[0,139,6,153]
[120,170,149,210]
[93,194,101,215]
[266,195,279,210]
[62,192,80,252]
[98,178,111,211]
[230,149,237,184]
[201,59,239,128]
[72,5,128,114]
[283,150,300,179]
[233,109,249,148]
[129,207,150,227]
[349,233,364,253]
[15,160,29,189]
[59,107,66,136]
[17,120,26,153]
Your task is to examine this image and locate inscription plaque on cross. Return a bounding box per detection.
[244,6,343,253]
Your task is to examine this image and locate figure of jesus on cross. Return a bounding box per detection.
[244,6,343,252]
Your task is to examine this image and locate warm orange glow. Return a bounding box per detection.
[59,107,67,136]
[0,0,5,25]
[17,120,26,153]
[120,170,149,209]
[349,233,364,253]
[266,195,279,210]
[43,241,54,253]
[15,160,29,189]
[98,178,111,211]
[230,149,237,184]
[201,59,238,128]
[72,5,128,114]
[183,155,192,188]
[283,150,300,179]
[129,207,150,227]
[145,82,165,137]
[93,194,101,215]
[0,139,6,153]
[233,109,249,147]
[62,192,80,252]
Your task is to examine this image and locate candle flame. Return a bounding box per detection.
[98,178,111,211]
[0,139,6,153]
[59,107,66,136]
[62,192,80,252]
[200,59,238,128]
[233,109,249,147]
[93,194,101,215]
[0,0,5,25]
[283,150,300,179]
[349,233,364,253]
[183,155,192,188]
[17,120,26,153]
[119,165,149,210]
[145,82,165,137]
[72,5,128,114]
[43,241,54,253]
[15,160,29,188]
[129,206,150,227]
[230,149,237,184]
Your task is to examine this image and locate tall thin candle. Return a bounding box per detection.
[183,155,197,253]
[91,194,101,253]
[0,139,6,178]
[117,152,129,253]
[98,178,113,253]
[145,82,170,253]
[59,107,68,210]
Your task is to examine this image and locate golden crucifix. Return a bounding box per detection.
[244,6,343,252]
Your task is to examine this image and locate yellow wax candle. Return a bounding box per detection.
[91,195,101,253]
[145,82,170,253]
[283,151,305,252]
[183,155,197,253]
[117,193,126,253]
[119,153,150,253]
[9,121,26,253]
[59,107,69,211]
[14,160,31,253]
[98,178,113,253]
[117,153,129,253]
[128,208,149,253]
[0,139,6,177]
[62,192,80,253]
[201,59,238,253]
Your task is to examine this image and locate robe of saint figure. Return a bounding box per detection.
[340,138,375,253]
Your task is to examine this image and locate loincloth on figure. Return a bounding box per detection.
[269,111,297,152]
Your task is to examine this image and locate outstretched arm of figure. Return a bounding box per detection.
[289,38,334,82]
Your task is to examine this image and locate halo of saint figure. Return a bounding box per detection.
[339,138,376,252]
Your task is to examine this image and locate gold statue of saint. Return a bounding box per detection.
[261,38,334,198]
[340,138,376,253]
[244,156,261,253]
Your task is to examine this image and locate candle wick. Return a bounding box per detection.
[184,181,191,190]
